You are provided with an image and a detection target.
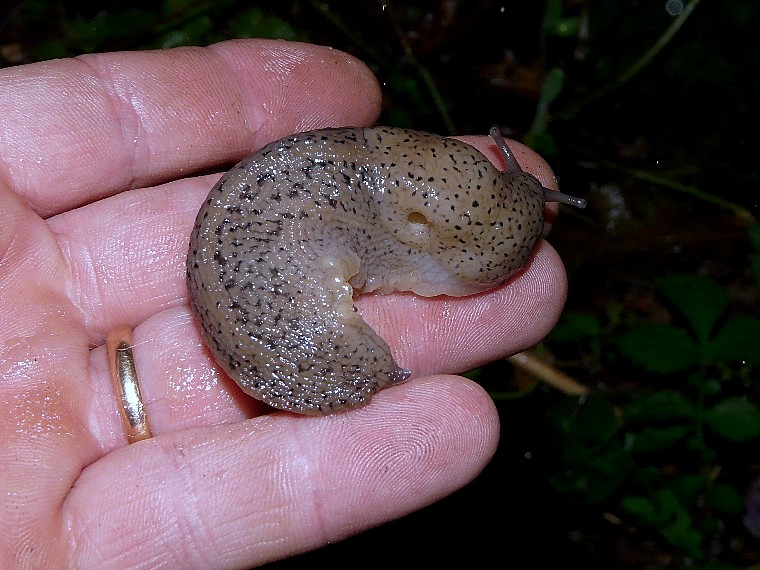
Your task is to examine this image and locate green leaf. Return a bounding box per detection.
[526,68,563,156]
[523,130,557,156]
[657,274,728,343]
[551,17,581,38]
[654,488,685,518]
[229,7,299,40]
[551,395,619,445]
[462,367,482,381]
[70,9,158,50]
[623,391,696,423]
[540,68,565,105]
[651,489,705,558]
[550,397,631,503]
[626,425,692,454]
[620,495,659,524]
[708,315,760,366]
[551,444,633,503]
[662,511,703,559]
[697,379,722,396]
[543,0,579,37]
[543,0,563,28]
[549,311,601,343]
[709,483,745,515]
[160,17,213,49]
[665,474,706,506]
[615,323,699,373]
[703,397,760,442]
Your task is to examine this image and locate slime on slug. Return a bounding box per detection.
[187,126,585,415]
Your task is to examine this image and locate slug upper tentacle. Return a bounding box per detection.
[187,126,585,415]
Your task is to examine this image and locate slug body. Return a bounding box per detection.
[187,126,584,415]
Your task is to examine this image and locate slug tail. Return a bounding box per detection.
[390,366,413,384]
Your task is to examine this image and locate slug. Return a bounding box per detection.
[187,126,585,415]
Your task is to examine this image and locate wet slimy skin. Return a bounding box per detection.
[187,127,585,415]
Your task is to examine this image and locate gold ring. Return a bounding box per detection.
[107,326,153,444]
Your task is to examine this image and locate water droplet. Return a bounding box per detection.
[665,0,684,16]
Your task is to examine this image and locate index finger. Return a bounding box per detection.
[0,39,382,217]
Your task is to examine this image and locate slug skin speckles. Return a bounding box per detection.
[187,127,548,415]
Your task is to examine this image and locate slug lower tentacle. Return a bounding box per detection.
[187,126,585,415]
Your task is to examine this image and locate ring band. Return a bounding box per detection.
[107,326,153,444]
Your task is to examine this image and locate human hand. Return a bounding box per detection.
[0,39,567,567]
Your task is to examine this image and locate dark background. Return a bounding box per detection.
[3,1,758,567]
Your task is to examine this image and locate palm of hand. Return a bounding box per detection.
[0,40,566,567]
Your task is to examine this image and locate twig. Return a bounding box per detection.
[383,2,456,134]
[564,142,756,222]
[508,350,589,396]
[562,0,701,119]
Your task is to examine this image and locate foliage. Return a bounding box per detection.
[548,260,760,566]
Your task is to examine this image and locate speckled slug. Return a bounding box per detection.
[187,126,585,415]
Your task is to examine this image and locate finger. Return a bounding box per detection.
[357,240,567,376]
[79,242,563,451]
[86,306,263,446]
[64,375,499,568]
[48,174,212,339]
[0,39,381,217]
[84,241,563,446]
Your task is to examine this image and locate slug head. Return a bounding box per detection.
[488,126,587,209]
[367,127,586,294]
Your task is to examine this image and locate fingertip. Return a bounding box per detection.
[65,376,501,568]
[500,139,559,191]
[352,374,502,475]
[6,39,384,216]
[308,374,500,536]
[208,39,383,141]
[369,373,501,448]
[359,241,568,378]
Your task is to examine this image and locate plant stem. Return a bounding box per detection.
[562,0,701,119]
[383,2,456,134]
[308,1,394,67]
[564,143,756,222]
[508,350,590,396]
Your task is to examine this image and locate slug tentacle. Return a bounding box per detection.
[489,125,523,172]
[489,125,587,209]
[543,188,587,208]
[187,126,584,415]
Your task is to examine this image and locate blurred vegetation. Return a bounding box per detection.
[3,1,759,568]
